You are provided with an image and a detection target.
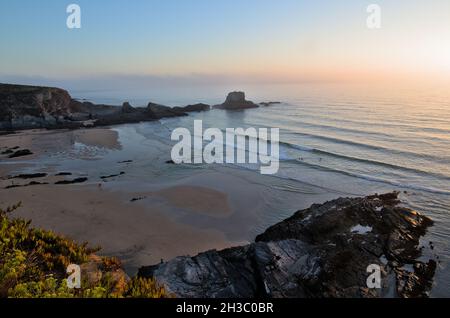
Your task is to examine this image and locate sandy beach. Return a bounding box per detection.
[0,181,242,274]
[2,1,449,300]
[0,129,240,273]
[1,127,317,274]
[0,95,446,297]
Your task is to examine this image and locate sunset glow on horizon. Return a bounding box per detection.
[1,0,450,86]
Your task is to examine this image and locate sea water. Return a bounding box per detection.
[69,82,450,296]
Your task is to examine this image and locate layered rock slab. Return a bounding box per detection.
[139,192,436,298]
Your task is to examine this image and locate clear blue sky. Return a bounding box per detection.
[1,0,449,86]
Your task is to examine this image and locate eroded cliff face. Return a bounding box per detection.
[1,85,278,130]
[0,84,72,129]
[138,192,436,298]
[0,83,212,131]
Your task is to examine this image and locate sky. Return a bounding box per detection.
[1,0,450,89]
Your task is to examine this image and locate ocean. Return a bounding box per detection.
[71,82,449,296]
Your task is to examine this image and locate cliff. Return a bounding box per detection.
[0,83,210,131]
[138,192,436,298]
[0,84,73,129]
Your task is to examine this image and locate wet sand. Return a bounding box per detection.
[0,129,253,274]
[0,182,241,274]
[0,126,335,275]
[0,128,120,159]
[72,129,121,150]
[156,185,232,217]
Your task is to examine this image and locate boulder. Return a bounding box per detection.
[121,102,137,114]
[147,102,187,118]
[173,103,210,113]
[214,92,259,110]
[138,192,436,298]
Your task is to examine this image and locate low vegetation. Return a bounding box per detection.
[0,203,171,298]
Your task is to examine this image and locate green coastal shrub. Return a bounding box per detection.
[0,203,171,298]
[125,277,169,298]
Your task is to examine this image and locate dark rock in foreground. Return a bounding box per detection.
[214,92,259,110]
[0,83,211,131]
[138,192,435,298]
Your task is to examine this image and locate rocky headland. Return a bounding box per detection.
[0,83,211,131]
[0,84,284,131]
[138,192,436,298]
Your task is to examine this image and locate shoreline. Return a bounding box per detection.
[1,182,245,275]
[0,84,276,132]
[0,120,440,296]
[0,126,337,275]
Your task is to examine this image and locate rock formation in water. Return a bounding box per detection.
[138,192,436,298]
[260,101,282,107]
[173,103,210,113]
[0,83,211,131]
[146,102,187,118]
[214,92,259,110]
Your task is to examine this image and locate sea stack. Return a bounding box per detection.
[214,91,259,110]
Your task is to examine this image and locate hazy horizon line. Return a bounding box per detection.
[1,71,449,91]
